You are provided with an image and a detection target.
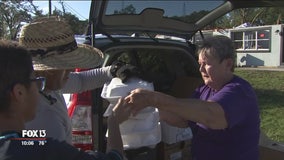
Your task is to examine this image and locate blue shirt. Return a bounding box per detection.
[190,75,260,160]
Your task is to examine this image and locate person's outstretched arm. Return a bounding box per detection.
[62,66,112,93]
[125,88,227,130]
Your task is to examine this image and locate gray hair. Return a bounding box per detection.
[198,35,236,71]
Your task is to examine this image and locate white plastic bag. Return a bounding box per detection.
[101,77,161,149]
[101,77,156,116]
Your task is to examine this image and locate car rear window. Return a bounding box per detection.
[105,0,225,24]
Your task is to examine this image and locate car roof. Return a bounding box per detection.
[89,0,284,40]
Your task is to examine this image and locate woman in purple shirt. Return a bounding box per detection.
[124,35,260,160]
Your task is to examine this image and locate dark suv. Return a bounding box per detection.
[67,1,284,160]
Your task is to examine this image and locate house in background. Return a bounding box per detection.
[229,24,284,67]
[195,24,284,67]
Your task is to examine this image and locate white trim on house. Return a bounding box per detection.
[228,24,284,67]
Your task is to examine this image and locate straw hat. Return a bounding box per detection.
[19,17,103,70]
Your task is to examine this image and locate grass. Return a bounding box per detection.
[234,68,284,143]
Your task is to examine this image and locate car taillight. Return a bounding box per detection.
[68,91,94,151]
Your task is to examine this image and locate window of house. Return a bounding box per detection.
[231,28,271,52]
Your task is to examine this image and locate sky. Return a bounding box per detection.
[33,1,91,20]
[33,1,223,20]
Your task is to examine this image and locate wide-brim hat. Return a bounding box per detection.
[19,17,103,70]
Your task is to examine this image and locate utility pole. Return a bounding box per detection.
[49,0,52,16]
[183,2,186,16]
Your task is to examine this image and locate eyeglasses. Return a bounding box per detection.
[30,77,46,91]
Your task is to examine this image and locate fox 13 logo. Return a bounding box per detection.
[22,130,46,138]
[20,130,47,146]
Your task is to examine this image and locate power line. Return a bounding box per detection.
[48,1,88,20]
[62,1,87,20]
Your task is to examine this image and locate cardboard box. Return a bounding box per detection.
[157,140,192,160]
[125,147,157,160]
[158,76,200,145]
[170,76,203,98]
[259,146,284,160]
[259,131,284,160]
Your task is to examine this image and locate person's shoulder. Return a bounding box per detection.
[231,75,252,87]
[196,83,209,92]
[229,75,256,96]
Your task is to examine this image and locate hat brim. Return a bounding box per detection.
[33,44,103,70]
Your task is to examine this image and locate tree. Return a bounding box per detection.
[261,7,284,25]
[210,7,284,29]
[211,14,232,29]
[229,8,267,27]
[0,1,87,40]
[114,4,136,14]
[0,1,39,40]
[51,8,88,34]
